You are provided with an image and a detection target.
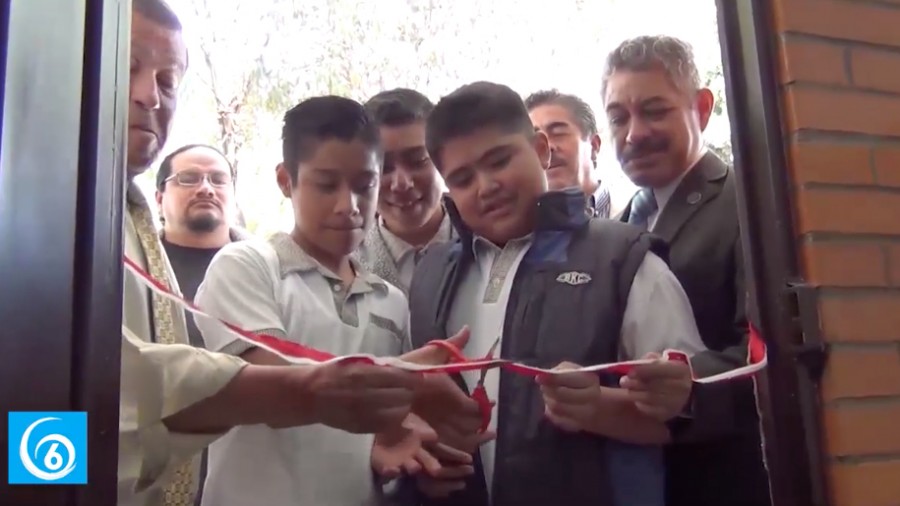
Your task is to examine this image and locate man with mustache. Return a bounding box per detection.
[155,143,249,348]
[605,35,771,506]
[358,88,457,295]
[525,90,612,218]
[119,2,466,505]
[403,81,706,505]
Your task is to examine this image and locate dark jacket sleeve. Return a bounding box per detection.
[674,236,759,442]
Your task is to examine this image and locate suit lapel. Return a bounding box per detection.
[652,152,729,244]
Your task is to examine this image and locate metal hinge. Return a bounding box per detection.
[784,280,829,382]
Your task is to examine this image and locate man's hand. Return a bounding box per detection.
[620,353,693,421]
[280,362,421,434]
[536,361,603,433]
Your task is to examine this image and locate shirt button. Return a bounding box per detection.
[332,283,342,293]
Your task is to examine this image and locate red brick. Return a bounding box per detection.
[890,246,900,286]
[795,188,900,235]
[820,294,900,342]
[830,459,900,506]
[802,242,886,287]
[823,402,900,456]
[775,0,900,47]
[873,147,900,187]
[784,87,900,137]
[779,39,847,85]
[822,347,900,400]
[789,143,873,185]
[851,47,900,93]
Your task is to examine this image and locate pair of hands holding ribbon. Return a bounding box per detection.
[368,328,695,498]
[369,328,492,496]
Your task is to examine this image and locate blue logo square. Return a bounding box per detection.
[8,412,87,485]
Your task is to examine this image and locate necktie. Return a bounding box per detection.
[592,186,612,219]
[627,188,658,230]
[127,186,196,506]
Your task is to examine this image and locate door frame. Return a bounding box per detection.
[0,0,128,504]
[0,0,829,505]
[717,1,830,505]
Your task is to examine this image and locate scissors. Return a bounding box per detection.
[471,336,501,432]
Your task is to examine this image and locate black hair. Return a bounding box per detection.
[281,96,381,182]
[133,0,182,31]
[156,144,234,191]
[426,81,533,172]
[364,88,434,127]
[524,89,599,138]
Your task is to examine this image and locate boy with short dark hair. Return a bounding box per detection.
[358,88,456,295]
[195,96,475,506]
[407,82,706,505]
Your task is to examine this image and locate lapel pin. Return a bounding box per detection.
[687,192,702,205]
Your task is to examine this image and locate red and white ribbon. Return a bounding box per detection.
[123,256,766,383]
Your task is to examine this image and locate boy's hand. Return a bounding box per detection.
[620,353,693,421]
[536,362,603,433]
[412,373,489,453]
[371,413,438,479]
[399,326,470,365]
[415,442,476,499]
[400,327,490,452]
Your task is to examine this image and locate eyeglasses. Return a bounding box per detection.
[164,170,232,188]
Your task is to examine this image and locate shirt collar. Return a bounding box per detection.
[471,233,533,260]
[377,208,455,263]
[653,150,706,212]
[268,232,388,294]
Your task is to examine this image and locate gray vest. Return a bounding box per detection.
[408,189,669,506]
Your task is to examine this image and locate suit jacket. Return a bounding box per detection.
[621,153,771,506]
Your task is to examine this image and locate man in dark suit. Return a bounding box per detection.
[603,35,772,506]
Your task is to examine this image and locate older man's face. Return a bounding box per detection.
[127,12,187,178]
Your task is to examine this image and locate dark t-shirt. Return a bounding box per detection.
[161,237,226,506]
[162,238,222,348]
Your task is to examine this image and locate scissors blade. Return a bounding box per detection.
[477,337,502,385]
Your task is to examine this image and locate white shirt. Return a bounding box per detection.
[195,233,409,506]
[446,235,706,493]
[646,151,705,231]
[380,215,455,289]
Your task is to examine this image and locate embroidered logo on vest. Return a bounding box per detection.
[556,271,592,285]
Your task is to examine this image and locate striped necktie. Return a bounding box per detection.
[127,185,196,506]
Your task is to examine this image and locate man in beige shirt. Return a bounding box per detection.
[119,2,474,505]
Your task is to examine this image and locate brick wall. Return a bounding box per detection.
[771,0,900,505]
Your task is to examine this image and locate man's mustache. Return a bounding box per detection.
[548,153,567,168]
[189,199,221,210]
[621,137,670,163]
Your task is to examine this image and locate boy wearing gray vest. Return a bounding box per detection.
[404,82,707,506]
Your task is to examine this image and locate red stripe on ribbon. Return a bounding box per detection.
[122,256,767,382]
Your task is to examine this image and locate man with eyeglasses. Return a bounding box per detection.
[153,143,248,506]
[155,143,250,349]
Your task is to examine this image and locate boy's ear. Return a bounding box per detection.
[532,131,551,170]
[275,163,293,198]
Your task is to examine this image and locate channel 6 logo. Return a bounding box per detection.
[8,412,87,485]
